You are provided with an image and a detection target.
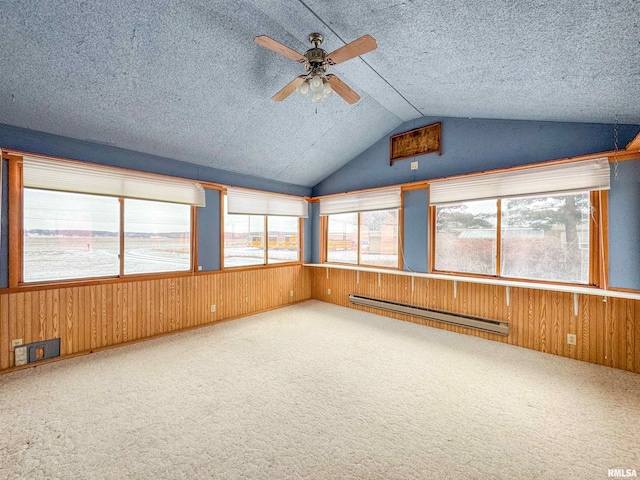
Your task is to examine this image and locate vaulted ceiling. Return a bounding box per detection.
[1,1,638,187]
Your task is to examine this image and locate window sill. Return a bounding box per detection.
[306,263,640,301]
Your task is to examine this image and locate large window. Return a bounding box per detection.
[434,192,592,284]
[430,158,609,286]
[23,189,193,282]
[15,155,203,285]
[24,189,120,282]
[326,209,399,268]
[223,196,300,268]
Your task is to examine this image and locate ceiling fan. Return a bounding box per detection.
[254,33,377,105]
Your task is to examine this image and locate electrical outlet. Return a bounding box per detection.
[410,161,419,170]
[14,346,27,366]
[198,265,202,271]
[567,334,577,345]
[290,290,294,297]
[210,304,216,313]
[327,288,331,295]
[11,338,23,349]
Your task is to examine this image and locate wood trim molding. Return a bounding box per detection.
[398,193,405,270]
[427,205,436,273]
[119,198,125,276]
[319,215,327,263]
[8,156,23,288]
[191,206,199,272]
[298,217,304,264]
[626,131,640,151]
[495,199,502,277]
[220,191,226,269]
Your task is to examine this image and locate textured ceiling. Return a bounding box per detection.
[0,1,638,187]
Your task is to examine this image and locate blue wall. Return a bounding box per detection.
[313,117,639,196]
[197,189,221,272]
[608,161,640,289]
[0,124,313,287]
[310,202,321,264]
[402,188,429,273]
[0,123,311,197]
[303,203,312,264]
[312,116,640,290]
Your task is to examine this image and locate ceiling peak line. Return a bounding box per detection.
[272,98,367,182]
[294,0,423,117]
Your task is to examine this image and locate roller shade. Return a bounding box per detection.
[22,156,205,206]
[227,188,308,217]
[319,188,401,215]
[429,158,610,205]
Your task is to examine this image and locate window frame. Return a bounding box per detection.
[322,207,403,270]
[428,190,608,288]
[8,155,197,287]
[221,192,303,270]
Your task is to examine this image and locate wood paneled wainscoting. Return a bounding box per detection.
[310,266,640,374]
[0,265,311,372]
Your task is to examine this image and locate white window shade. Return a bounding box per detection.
[22,156,205,206]
[429,158,610,205]
[319,188,401,215]
[227,188,308,217]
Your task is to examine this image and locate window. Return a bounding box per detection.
[124,199,191,275]
[435,199,497,276]
[15,155,203,285]
[327,213,358,264]
[434,192,591,283]
[23,189,120,282]
[22,190,193,282]
[430,157,611,285]
[501,193,590,283]
[326,209,399,268]
[267,216,300,264]
[320,187,402,268]
[223,196,300,268]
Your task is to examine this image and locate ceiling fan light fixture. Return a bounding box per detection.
[311,91,323,103]
[322,80,333,98]
[309,75,323,93]
[297,80,309,96]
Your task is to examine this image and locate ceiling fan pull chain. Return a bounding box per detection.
[613,115,619,180]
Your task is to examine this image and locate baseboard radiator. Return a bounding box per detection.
[348,294,509,336]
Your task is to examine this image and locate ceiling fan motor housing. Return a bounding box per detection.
[306,48,327,66]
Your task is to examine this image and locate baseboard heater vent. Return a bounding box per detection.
[349,294,509,336]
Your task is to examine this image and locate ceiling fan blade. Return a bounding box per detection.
[327,35,377,65]
[327,75,360,104]
[272,76,305,101]
[254,35,305,63]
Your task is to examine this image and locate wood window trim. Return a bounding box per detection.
[8,154,197,288]
[398,193,405,270]
[428,191,609,289]
[8,155,23,288]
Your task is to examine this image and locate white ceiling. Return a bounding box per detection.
[0,0,638,187]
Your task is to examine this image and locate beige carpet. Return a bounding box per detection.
[1,300,639,479]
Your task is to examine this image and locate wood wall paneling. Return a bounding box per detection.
[0,266,311,372]
[309,267,640,374]
[3,264,638,375]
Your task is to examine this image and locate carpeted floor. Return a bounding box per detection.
[1,300,639,479]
